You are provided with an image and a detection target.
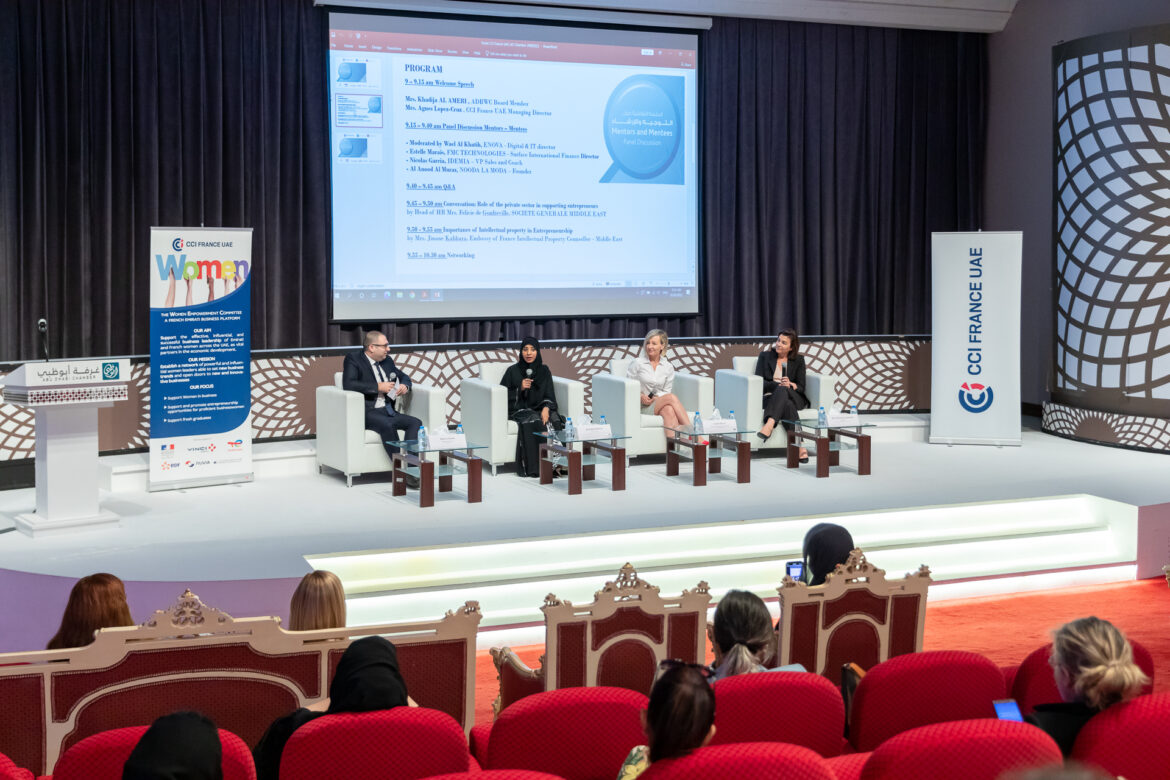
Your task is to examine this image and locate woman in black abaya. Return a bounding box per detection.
[500,337,563,477]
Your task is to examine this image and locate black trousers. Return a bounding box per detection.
[512,407,563,477]
[364,406,422,458]
[762,387,809,432]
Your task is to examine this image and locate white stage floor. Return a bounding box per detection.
[0,416,1167,650]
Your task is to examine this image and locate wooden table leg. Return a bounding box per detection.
[611,448,626,491]
[582,442,596,482]
[857,434,871,476]
[737,440,751,484]
[709,443,722,475]
[693,443,708,487]
[568,449,582,495]
[539,445,554,485]
[419,459,435,507]
[438,451,452,493]
[829,431,841,467]
[392,454,407,496]
[815,436,830,479]
[787,440,799,469]
[666,439,679,476]
[467,457,482,502]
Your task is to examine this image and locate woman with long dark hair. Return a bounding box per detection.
[46,573,134,649]
[754,328,810,462]
[617,661,716,779]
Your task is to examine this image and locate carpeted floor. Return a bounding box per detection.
[471,578,1170,726]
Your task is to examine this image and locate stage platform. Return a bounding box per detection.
[1,415,1167,652]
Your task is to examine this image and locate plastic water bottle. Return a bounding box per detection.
[566,417,575,439]
[850,404,859,418]
[693,411,703,434]
[729,410,736,427]
[599,414,607,427]
[456,423,464,439]
[418,425,428,449]
[817,406,827,426]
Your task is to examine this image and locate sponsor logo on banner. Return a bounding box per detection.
[102,362,120,380]
[227,439,243,449]
[958,382,994,413]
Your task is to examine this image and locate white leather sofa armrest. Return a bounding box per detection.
[591,373,638,438]
[403,383,447,433]
[800,371,838,419]
[553,377,585,423]
[460,377,508,463]
[715,369,763,431]
[315,385,366,469]
[674,372,713,417]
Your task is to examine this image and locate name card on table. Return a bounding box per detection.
[575,423,613,440]
[701,418,738,434]
[827,413,861,427]
[428,432,468,450]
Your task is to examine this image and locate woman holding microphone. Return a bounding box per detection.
[754,328,809,462]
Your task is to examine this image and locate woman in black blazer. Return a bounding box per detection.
[755,328,811,461]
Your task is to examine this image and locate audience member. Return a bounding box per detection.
[802,523,854,586]
[288,570,346,631]
[252,635,409,780]
[617,661,716,779]
[46,572,134,650]
[709,589,774,681]
[122,711,223,780]
[1025,616,1149,756]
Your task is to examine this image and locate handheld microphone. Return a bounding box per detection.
[37,318,49,361]
[524,367,533,391]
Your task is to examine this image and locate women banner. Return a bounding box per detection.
[148,227,253,490]
[930,231,1022,446]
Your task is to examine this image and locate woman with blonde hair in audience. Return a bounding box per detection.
[1025,616,1149,756]
[288,570,346,631]
[709,589,774,681]
[617,661,716,779]
[46,572,134,650]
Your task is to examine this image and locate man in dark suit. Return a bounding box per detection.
[342,330,423,486]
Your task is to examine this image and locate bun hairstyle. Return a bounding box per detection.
[47,573,134,650]
[289,570,347,631]
[712,589,774,678]
[1051,616,1148,710]
[645,663,715,763]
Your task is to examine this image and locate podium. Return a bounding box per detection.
[1,359,131,536]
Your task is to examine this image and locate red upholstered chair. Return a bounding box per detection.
[638,743,836,780]
[825,751,870,780]
[776,550,932,687]
[490,564,711,716]
[427,773,566,780]
[1010,640,1156,715]
[0,751,32,780]
[1070,692,1170,780]
[280,708,470,780]
[709,671,846,757]
[848,650,1005,752]
[484,686,647,780]
[52,725,255,780]
[858,719,1062,780]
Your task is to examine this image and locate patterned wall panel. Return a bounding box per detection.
[1052,29,1170,417]
[1043,401,1170,452]
[0,338,931,461]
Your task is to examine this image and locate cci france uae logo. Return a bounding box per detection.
[958,382,993,413]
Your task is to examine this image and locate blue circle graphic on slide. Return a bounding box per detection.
[602,76,681,179]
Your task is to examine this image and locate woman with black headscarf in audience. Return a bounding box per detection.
[122,711,223,780]
[802,523,855,586]
[501,337,563,477]
[252,636,410,780]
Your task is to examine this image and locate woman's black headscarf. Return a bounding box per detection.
[501,337,556,414]
[252,636,409,780]
[802,523,855,586]
[123,711,223,780]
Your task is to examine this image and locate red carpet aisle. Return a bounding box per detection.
[471,579,1170,726]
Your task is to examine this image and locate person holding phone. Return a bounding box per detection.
[754,328,810,462]
[627,329,689,436]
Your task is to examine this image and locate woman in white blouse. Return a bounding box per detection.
[627,329,689,435]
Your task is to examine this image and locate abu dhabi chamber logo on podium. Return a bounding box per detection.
[101,362,120,380]
[958,382,994,413]
[600,75,684,185]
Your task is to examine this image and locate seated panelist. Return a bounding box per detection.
[627,329,689,437]
[754,328,810,462]
[341,330,422,486]
[500,337,564,477]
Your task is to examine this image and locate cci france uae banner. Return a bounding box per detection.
[929,232,1022,446]
[148,227,254,490]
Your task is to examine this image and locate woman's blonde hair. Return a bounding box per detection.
[289,570,346,631]
[644,329,669,353]
[1051,616,1148,710]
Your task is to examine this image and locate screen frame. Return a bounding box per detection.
[325,7,705,324]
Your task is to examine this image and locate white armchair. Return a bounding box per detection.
[590,358,714,458]
[714,356,838,450]
[315,372,447,486]
[460,363,585,476]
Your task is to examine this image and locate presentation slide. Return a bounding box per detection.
[327,12,700,321]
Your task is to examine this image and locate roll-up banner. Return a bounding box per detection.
[930,231,1022,446]
[148,227,254,490]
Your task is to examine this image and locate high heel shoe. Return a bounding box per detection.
[756,431,769,442]
[799,449,809,464]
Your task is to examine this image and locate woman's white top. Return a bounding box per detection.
[627,355,675,400]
